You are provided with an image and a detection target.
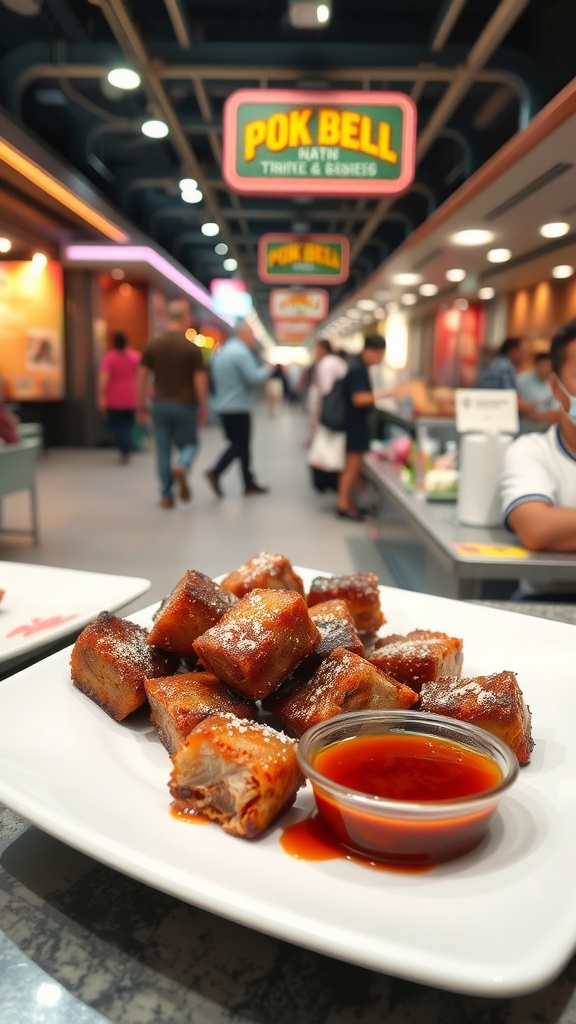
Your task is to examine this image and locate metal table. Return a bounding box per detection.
[364,456,576,599]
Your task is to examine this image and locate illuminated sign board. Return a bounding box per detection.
[210,278,252,318]
[273,319,316,344]
[223,88,416,197]
[259,234,349,285]
[269,288,328,320]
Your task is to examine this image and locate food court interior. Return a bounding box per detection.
[1,2,576,1023]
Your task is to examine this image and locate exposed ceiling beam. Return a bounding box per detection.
[163,0,192,49]
[430,0,470,53]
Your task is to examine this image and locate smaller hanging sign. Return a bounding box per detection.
[259,233,349,285]
[269,288,329,320]
[273,318,317,344]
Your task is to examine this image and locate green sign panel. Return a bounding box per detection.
[258,234,350,285]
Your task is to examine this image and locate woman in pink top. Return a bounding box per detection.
[98,332,141,463]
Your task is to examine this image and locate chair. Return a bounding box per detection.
[0,438,41,545]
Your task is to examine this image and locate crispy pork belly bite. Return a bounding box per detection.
[145,672,257,756]
[193,589,321,701]
[219,552,305,598]
[264,645,418,738]
[307,572,384,634]
[419,670,534,765]
[369,629,463,694]
[169,712,303,838]
[147,569,237,657]
[292,599,364,680]
[70,611,180,722]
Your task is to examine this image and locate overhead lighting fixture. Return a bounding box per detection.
[141,119,169,139]
[0,139,128,242]
[31,251,47,268]
[346,308,362,319]
[110,268,125,280]
[451,229,494,246]
[478,286,495,300]
[357,298,378,310]
[107,68,141,90]
[316,3,331,23]
[179,177,197,191]
[0,237,12,253]
[223,258,238,271]
[181,188,203,204]
[201,222,219,236]
[419,283,438,296]
[446,268,466,282]
[454,298,469,310]
[393,272,422,286]
[552,264,574,279]
[487,248,511,263]
[540,222,570,239]
[215,243,228,255]
[401,293,418,305]
[288,0,332,28]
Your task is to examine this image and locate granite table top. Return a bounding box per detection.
[1,600,575,1024]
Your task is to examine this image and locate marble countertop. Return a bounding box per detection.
[1,601,575,1024]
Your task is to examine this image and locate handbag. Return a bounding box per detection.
[319,377,347,432]
[307,423,346,472]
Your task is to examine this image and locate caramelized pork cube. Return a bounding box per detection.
[370,629,463,694]
[220,552,304,598]
[147,569,237,657]
[193,589,320,701]
[169,712,303,838]
[419,670,534,765]
[70,611,180,721]
[307,572,384,633]
[145,672,257,756]
[264,645,418,737]
[293,599,364,679]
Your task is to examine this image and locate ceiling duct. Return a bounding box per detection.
[485,162,573,221]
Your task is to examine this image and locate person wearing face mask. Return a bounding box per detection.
[500,319,576,555]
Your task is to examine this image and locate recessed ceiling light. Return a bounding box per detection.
[215,243,228,255]
[201,222,219,236]
[181,188,203,204]
[179,177,197,191]
[316,2,331,23]
[111,268,125,280]
[0,237,12,253]
[419,283,438,296]
[451,229,494,246]
[31,251,47,267]
[552,264,574,279]
[223,258,238,271]
[401,293,418,305]
[107,68,141,90]
[141,119,169,138]
[478,286,495,300]
[487,248,512,263]
[540,222,570,239]
[393,272,422,286]
[346,309,362,319]
[446,268,466,282]
[454,298,469,310]
[357,298,378,310]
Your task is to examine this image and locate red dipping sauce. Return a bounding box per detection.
[297,713,517,867]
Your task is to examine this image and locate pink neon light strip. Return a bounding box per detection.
[64,244,233,323]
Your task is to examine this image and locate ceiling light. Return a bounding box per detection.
[346,309,362,319]
[181,188,203,204]
[357,298,378,310]
[288,0,332,28]
[0,237,12,253]
[540,222,570,239]
[110,268,125,280]
[454,298,469,310]
[201,222,219,237]
[487,248,512,263]
[215,243,228,255]
[317,3,331,22]
[478,286,495,300]
[419,283,438,296]
[451,229,494,246]
[141,119,169,139]
[223,258,238,271]
[179,177,197,191]
[31,251,47,267]
[107,68,141,90]
[401,293,418,305]
[552,264,574,279]
[393,272,422,286]
[446,268,466,282]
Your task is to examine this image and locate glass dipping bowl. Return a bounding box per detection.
[298,710,519,866]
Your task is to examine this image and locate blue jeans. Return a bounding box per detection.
[107,408,135,455]
[150,400,198,498]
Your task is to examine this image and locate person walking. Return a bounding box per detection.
[97,331,140,464]
[204,318,271,497]
[137,299,208,508]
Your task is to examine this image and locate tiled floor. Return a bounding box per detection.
[1,402,394,614]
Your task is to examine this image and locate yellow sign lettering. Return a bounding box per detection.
[267,112,289,152]
[317,108,340,146]
[289,108,313,148]
[378,122,398,164]
[244,119,267,162]
[340,110,360,151]
[359,114,380,157]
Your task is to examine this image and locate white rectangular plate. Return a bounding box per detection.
[0,561,150,666]
[0,567,573,997]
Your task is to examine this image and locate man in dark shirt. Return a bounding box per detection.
[477,337,536,418]
[137,299,208,508]
[337,333,390,521]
